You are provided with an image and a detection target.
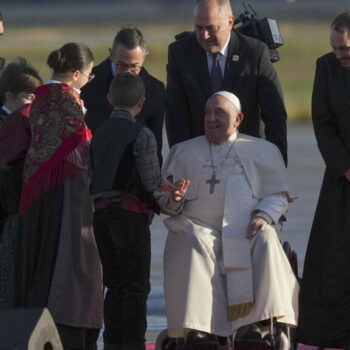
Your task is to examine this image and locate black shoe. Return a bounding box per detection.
[186,331,217,344]
[235,324,262,341]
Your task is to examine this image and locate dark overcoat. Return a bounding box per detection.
[81,58,165,164]
[298,52,350,348]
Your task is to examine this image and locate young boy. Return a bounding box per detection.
[90,72,162,350]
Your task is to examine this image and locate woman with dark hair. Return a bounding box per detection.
[19,43,103,350]
[0,57,42,308]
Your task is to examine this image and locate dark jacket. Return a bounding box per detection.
[81,58,165,165]
[89,110,157,208]
[298,53,350,348]
[165,30,287,164]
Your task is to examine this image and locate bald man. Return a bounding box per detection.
[165,0,288,165]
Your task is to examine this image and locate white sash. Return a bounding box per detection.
[222,175,257,321]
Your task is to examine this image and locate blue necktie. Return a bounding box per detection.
[210,52,223,93]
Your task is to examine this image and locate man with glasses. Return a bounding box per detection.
[81,26,165,164]
[165,0,288,165]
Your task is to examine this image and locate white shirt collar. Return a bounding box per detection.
[45,79,81,94]
[227,130,238,143]
[209,131,238,149]
[2,105,12,115]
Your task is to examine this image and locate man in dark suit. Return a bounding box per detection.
[165,0,287,164]
[297,11,350,349]
[81,27,165,164]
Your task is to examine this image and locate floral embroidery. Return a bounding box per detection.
[21,83,91,215]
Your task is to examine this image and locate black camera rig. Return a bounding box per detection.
[234,2,283,62]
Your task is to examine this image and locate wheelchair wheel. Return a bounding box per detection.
[155,329,171,350]
[282,241,291,258]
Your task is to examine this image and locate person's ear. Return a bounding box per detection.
[137,96,146,110]
[106,93,114,107]
[4,91,14,103]
[72,70,80,81]
[228,15,234,30]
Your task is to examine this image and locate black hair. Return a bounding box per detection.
[331,11,350,32]
[47,42,94,74]
[0,57,42,101]
[109,72,145,108]
[111,27,147,53]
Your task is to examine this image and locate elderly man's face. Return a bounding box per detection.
[194,0,234,53]
[330,28,350,67]
[205,94,243,144]
[109,44,146,75]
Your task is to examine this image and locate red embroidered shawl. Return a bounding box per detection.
[20,83,92,215]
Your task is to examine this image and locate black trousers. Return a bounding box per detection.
[93,203,151,350]
[56,323,100,350]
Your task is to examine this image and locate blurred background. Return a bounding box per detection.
[1,0,349,121]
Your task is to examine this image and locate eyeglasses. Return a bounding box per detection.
[115,62,142,73]
[80,71,95,82]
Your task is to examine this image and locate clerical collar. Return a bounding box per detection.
[211,131,238,147]
[2,105,12,115]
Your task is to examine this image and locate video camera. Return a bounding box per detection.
[234,2,283,62]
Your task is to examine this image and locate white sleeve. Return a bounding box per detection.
[155,191,185,216]
[252,192,288,224]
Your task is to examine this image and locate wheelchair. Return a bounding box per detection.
[154,241,299,350]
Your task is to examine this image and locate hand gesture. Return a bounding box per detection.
[245,217,268,240]
[172,179,190,202]
[159,174,176,192]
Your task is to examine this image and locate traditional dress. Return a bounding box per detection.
[19,82,103,347]
[157,133,299,337]
[0,104,31,308]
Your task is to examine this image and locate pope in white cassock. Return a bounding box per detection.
[157,91,299,344]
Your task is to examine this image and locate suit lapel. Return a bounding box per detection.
[223,30,242,91]
[343,66,350,102]
[191,37,212,98]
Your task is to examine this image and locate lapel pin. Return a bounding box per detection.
[232,55,239,62]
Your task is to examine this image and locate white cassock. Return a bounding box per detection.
[157,132,299,338]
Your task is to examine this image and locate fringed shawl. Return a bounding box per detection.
[20,83,91,215]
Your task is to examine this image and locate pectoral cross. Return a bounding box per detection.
[206,173,220,194]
